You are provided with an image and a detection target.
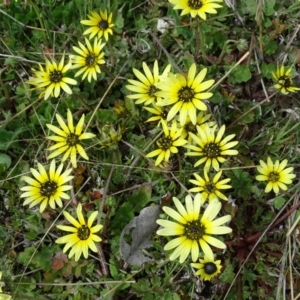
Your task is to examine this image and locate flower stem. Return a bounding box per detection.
[196,22,207,65]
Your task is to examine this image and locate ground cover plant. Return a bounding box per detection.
[1,0,300,299]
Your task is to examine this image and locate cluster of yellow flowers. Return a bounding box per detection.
[19,1,298,283]
[26,10,114,100]
[123,1,297,281]
[21,9,116,261]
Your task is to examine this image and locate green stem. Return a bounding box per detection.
[197,22,207,64]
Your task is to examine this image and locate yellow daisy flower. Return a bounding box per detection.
[179,111,215,143]
[126,60,171,106]
[191,253,222,281]
[169,0,223,20]
[20,160,73,213]
[56,203,103,261]
[26,54,77,100]
[71,37,105,82]
[256,157,295,194]
[156,64,214,126]
[81,10,114,41]
[272,65,300,94]
[189,169,231,202]
[157,194,232,263]
[46,109,96,168]
[146,120,187,166]
[144,104,169,124]
[185,124,238,171]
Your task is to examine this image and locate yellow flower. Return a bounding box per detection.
[256,157,295,194]
[191,253,222,281]
[189,169,231,202]
[20,160,73,213]
[126,60,171,106]
[56,204,103,261]
[179,111,215,143]
[156,64,214,126]
[26,54,77,100]
[169,0,223,20]
[71,37,105,82]
[272,65,300,94]
[144,104,169,124]
[157,194,232,263]
[185,124,238,171]
[81,10,114,41]
[146,120,187,166]
[46,109,96,168]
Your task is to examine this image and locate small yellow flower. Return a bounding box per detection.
[26,54,77,100]
[272,65,300,94]
[189,169,231,202]
[71,37,105,82]
[191,253,222,281]
[185,124,238,171]
[20,160,73,213]
[144,104,169,124]
[156,64,214,126]
[126,61,171,106]
[169,0,223,20]
[146,120,187,166]
[46,109,96,168]
[256,157,295,194]
[157,194,232,263]
[81,10,114,41]
[56,204,103,261]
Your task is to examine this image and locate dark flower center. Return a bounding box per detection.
[158,136,173,151]
[278,75,292,88]
[184,220,204,240]
[269,171,280,182]
[204,262,217,275]
[188,0,202,9]
[203,142,221,158]
[50,70,63,83]
[178,86,195,102]
[85,53,97,67]
[148,85,159,97]
[77,225,90,240]
[40,181,58,198]
[205,182,215,193]
[66,133,79,146]
[98,20,108,29]
[185,123,197,134]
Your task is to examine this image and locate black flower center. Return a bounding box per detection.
[278,75,292,88]
[204,262,217,275]
[148,85,158,97]
[185,123,197,134]
[188,0,202,9]
[205,182,215,193]
[77,225,90,240]
[50,70,63,83]
[85,53,96,67]
[158,136,173,151]
[184,220,204,240]
[203,142,221,158]
[178,86,195,102]
[40,181,58,198]
[66,133,79,146]
[98,20,108,29]
[269,171,280,182]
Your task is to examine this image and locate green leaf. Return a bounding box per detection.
[0,153,11,171]
[219,263,235,283]
[229,65,252,83]
[226,169,252,200]
[265,0,275,16]
[273,197,286,209]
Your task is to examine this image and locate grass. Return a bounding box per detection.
[1,0,300,299]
